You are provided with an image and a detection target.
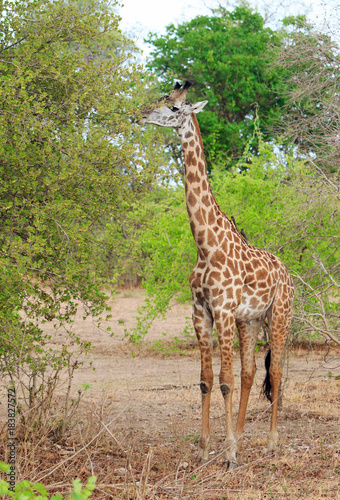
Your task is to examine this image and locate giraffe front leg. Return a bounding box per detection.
[192,301,214,463]
[216,311,237,469]
[198,379,212,462]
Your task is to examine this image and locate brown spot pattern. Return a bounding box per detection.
[145,103,295,467]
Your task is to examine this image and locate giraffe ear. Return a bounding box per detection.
[191,100,208,114]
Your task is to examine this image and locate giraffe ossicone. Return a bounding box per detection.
[140,82,294,469]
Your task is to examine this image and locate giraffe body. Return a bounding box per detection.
[140,82,294,468]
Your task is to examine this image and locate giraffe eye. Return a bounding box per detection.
[169,106,179,112]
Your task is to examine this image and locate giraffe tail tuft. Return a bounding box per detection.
[262,349,272,402]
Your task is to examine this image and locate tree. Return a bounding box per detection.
[146,6,286,169]
[270,17,340,342]
[273,16,340,174]
[0,0,163,431]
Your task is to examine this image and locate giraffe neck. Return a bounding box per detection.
[178,114,224,252]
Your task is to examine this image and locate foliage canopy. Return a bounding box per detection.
[0,0,163,424]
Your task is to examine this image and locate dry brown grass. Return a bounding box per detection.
[1,344,339,499]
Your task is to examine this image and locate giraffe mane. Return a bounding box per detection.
[191,113,247,244]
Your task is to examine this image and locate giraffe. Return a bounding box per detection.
[139,82,294,468]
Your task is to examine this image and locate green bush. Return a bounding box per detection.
[0,463,96,500]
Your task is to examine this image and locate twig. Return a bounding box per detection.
[93,411,127,454]
[128,461,141,500]
[309,159,340,198]
[291,270,340,344]
[77,423,94,476]
[139,448,153,498]
[311,254,340,288]
[35,403,131,482]
[153,398,277,493]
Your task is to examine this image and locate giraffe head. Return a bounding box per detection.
[139,81,208,130]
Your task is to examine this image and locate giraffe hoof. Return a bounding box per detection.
[197,448,209,464]
[225,460,238,470]
[267,439,278,453]
[266,448,275,458]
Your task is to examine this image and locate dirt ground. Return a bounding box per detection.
[0,289,339,499]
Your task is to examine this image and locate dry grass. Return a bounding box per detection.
[1,345,339,499]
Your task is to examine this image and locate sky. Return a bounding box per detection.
[119,0,213,54]
[119,0,339,54]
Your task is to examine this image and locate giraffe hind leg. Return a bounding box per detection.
[265,281,294,451]
[234,319,263,450]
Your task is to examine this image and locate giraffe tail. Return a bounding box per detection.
[262,349,272,402]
